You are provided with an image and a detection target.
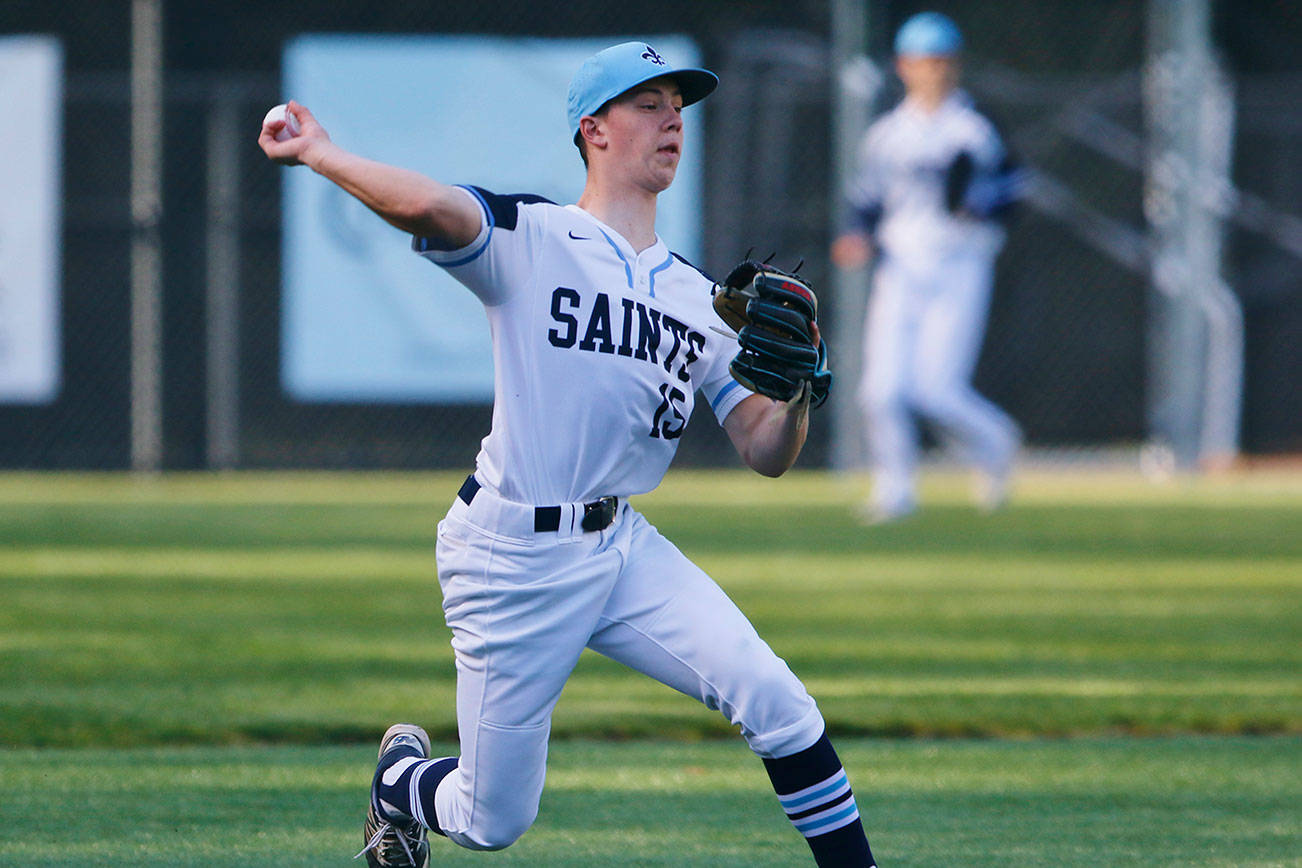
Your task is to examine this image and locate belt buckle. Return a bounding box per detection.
[581,496,617,532]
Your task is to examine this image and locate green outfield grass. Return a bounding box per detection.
[1,469,1297,746]
[0,469,1298,865]
[1,737,1296,866]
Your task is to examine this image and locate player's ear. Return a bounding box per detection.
[578,115,606,151]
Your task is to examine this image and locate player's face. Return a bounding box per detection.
[600,78,685,193]
[896,55,959,105]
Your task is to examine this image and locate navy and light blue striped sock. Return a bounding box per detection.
[762,731,876,867]
[374,746,459,837]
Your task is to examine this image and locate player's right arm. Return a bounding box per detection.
[258,101,480,248]
[831,127,885,270]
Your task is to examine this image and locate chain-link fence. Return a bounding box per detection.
[0,0,1298,469]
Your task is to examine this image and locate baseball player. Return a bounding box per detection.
[832,12,1024,523]
[260,41,875,867]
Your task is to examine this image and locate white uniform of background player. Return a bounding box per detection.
[261,41,876,868]
[833,12,1023,522]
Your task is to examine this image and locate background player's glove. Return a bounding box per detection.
[712,260,832,407]
[943,149,976,214]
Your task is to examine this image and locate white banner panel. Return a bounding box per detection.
[282,35,706,403]
[0,37,62,403]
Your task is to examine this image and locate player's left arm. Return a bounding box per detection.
[720,319,819,478]
[949,116,1028,221]
[723,391,812,478]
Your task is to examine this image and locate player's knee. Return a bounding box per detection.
[736,667,823,753]
[458,812,535,851]
[445,793,539,852]
[466,832,523,852]
[911,385,963,421]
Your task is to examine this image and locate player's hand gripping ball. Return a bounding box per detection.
[262,103,301,142]
[712,261,832,407]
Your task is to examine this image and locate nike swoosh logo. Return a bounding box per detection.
[568,230,591,240]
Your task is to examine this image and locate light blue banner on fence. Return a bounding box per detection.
[281,34,705,403]
[0,36,62,404]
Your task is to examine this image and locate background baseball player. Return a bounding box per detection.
[261,41,874,867]
[832,11,1024,523]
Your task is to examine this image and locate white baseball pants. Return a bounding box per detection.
[430,484,826,850]
[858,252,1020,515]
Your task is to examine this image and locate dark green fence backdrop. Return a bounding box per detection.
[0,0,1297,468]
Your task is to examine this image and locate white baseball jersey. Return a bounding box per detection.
[415,185,751,505]
[847,90,1009,264]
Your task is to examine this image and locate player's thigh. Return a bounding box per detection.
[586,512,820,755]
[436,516,619,727]
[914,256,994,389]
[861,262,917,405]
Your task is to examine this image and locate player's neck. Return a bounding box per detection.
[907,87,954,114]
[577,177,660,253]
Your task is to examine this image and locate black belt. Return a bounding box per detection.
[457,475,619,533]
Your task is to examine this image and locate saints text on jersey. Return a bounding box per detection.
[547,286,705,439]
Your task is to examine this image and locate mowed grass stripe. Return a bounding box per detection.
[0,548,436,581]
[5,548,1297,589]
[4,500,1298,560]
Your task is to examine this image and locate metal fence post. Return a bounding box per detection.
[130,0,164,472]
[829,0,876,472]
[205,94,242,470]
[1144,0,1242,470]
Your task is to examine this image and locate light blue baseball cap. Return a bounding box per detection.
[894,12,964,57]
[567,41,718,138]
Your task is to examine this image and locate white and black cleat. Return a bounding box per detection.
[356,724,432,868]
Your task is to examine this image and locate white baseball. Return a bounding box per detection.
[263,104,301,142]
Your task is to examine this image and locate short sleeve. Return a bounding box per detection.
[412,185,550,306]
[700,340,754,424]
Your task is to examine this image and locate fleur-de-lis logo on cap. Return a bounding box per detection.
[641,45,666,66]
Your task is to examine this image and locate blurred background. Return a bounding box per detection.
[0,0,1298,474]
